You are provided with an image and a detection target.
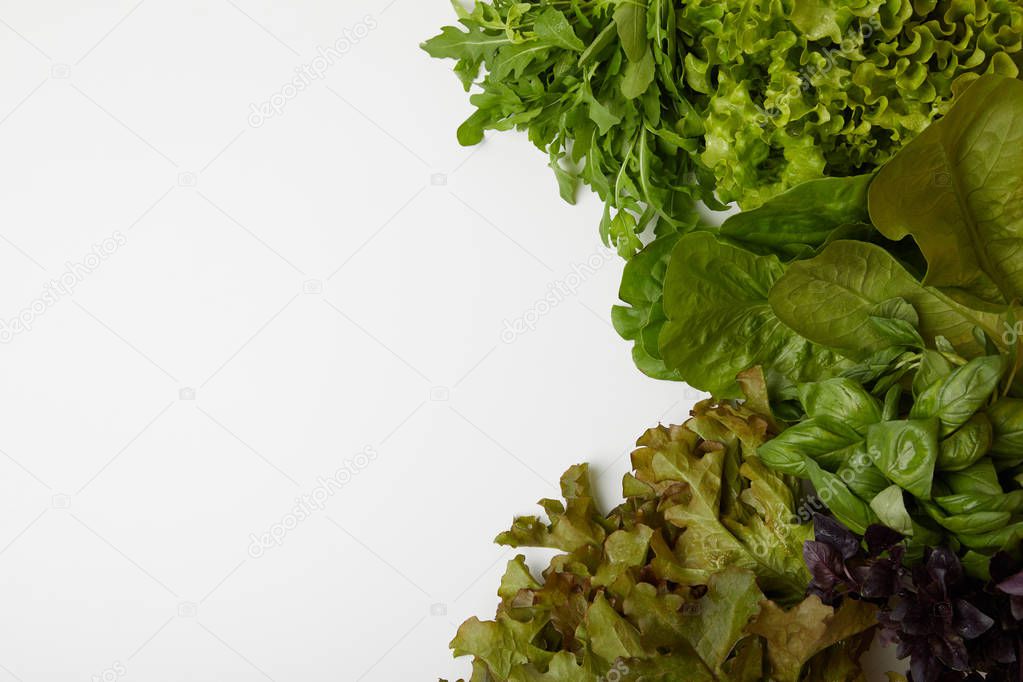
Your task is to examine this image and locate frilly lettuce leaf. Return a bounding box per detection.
[446,376,877,680]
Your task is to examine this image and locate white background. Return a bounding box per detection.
[0,2,703,680]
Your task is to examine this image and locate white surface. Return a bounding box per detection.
[0,2,705,680]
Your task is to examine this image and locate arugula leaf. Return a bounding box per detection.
[533,8,584,52]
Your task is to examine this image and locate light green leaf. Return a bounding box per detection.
[870,75,1023,305]
[910,355,1005,434]
[797,378,882,435]
[533,8,584,52]
[621,48,655,99]
[866,419,940,500]
[718,174,872,259]
[870,485,914,535]
[613,2,648,62]
[681,568,763,673]
[770,240,1007,360]
[660,233,847,397]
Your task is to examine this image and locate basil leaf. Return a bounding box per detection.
[934,490,1023,515]
[869,485,914,536]
[943,459,1003,497]
[988,398,1023,459]
[913,349,954,397]
[937,415,993,472]
[805,460,878,535]
[910,355,1004,434]
[866,419,940,500]
[758,418,861,476]
[797,378,882,435]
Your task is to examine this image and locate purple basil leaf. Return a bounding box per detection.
[988,551,1017,584]
[860,560,897,599]
[934,632,970,672]
[996,569,1023,596]
[927,547,963,593]
[814,513,860,559]
[804,539,843,589]
[911,647,942,682]
[1011,595,1023,622]
[953,598,994,639]
[865,524,904,557]
[986,633,1017,664]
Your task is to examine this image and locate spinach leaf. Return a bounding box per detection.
[659,232,847,397]
[870,75,1023,305]
[718,174,873,260]
[770,240,1007,359]
[612,234,681,380]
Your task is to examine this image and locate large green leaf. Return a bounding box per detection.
[612,234,681,381]
[659,232,847,397]
[718,173,872,260]
[869,75,1023,305]
[769,240,1006,359]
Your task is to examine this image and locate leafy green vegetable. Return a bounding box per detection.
[717,174,873,260]
[425,1,1023,254]
[446,379,877,680]
[612,75,1023,394]
[769,241,1006,360]
[658,232,848,397]
[865,419,939,500]
[611,233,682,380]
[869,75,1023,307]
[758,339,1023,554]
